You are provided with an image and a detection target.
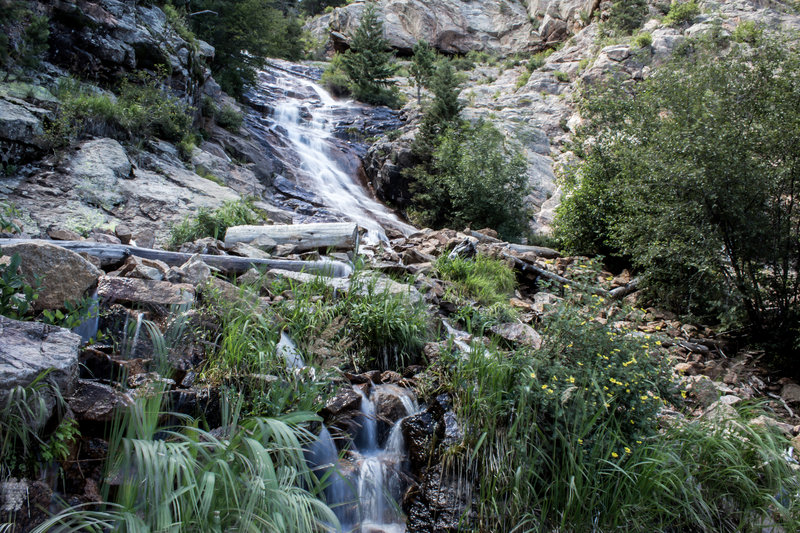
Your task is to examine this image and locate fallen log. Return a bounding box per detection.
[505,243,560,259]
[224,222,358,252]
[501,251,640,301]
[0,239,352,278]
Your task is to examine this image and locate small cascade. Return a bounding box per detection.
[309,384,421,532]
[71,290,99,343]
[277,331,306,370]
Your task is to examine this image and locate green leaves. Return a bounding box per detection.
[0,252,38,320]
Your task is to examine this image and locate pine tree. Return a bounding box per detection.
[413,58,463,158]
[341,2,396,106]
[410,40,436,105]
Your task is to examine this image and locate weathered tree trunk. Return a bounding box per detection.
[223,223,359,252]
[0,239,352,277]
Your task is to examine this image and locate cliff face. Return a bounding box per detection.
[313,0,800,234]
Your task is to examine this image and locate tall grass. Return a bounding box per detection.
[435,253,516,307]
[440,288,800,531]
[168,199,261,249]
[34,385,337,532]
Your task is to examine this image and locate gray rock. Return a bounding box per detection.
[0,98,44,143]
[0,315,81,407]
[490,322,543,349]
[97,276,195,306]
[70,138,132,208]
[178,255,215,286]
[780,383,800,404]
[68,379,132,423]
[0,241,101,310]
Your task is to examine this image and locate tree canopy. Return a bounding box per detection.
[555,34,800,366]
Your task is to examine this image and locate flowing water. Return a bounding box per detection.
[307,385,421,533]
[248,60,415,242]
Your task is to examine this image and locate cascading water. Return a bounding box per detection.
[248,60,415,242]
[307,385,421,533]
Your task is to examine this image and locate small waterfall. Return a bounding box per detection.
[71,290,99,343]
[277,331,305,370]
[353,386,378,453]
[310,384,421,532]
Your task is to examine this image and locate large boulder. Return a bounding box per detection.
[70,138,132,208]
[305,0,538,55]
[0,98,47,164]
[0,241,101,311]
[97,276,195,307]
[0,315,81,403]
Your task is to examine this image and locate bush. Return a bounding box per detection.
[632,31,653,48]
[408,121,531,241]
[527,49,553,72]
[515,70,531,89]
[732,20,762,43]
[216,105,243,131]
[663,0,700,27]
[0,252,38,320]
[608,0,649,34]
[168,199,261,249]
[555,34,800,369]
[0,2,49,69]
[47,72,192,147]
[554,70,569,82]
[321,53,352,97]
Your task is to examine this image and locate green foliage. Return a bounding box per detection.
[632,31,653,48]
[0,371,67,477]
[215,104,243,131]
[0,1,49,69]
[554,70,570,82]
[515,70,531,89]
[300,0,346,16]
[168,199,261,250]
[556,34,800,367]
[0,252,38,320]
[189,0,303,97]
[33,387,337,532]
[732,20,762,43]
[607,0,649,34]
[0,201,21,233]
[321,53,352,97]
[663,0,700,26]
[408,121,531,241]
[435,253,516,307]
[527,49,553,72]
[47,71,192,147]
[339,2,398,107]
[41,296,97,330]
[39,417,79,464]
[410,40,437,105]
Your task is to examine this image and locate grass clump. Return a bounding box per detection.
[632,31,653,48]
[47,70,192,147]
[33,387,337,532]
[515,70,531,90]
[435,252,516,307]
[554,70,570,82]
[216,104,243,132]
[168,199,261,249]
[663,0,700,26]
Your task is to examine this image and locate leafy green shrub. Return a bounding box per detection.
[321,53,352,96]
[0,201,21,233]
[168,199,261,249]
[408,120,531,241]
[607,0,649,34]
[554,70,569,82]
[41,296,97,330]
[0,252,38,319]
[632,31,653,48]
[0,2,49,69]
[556,35,800,368]
[435,253,516,307]
[663,0,700,26]
[732,20,762,43]
[515,70,531,89]
[527,49,553,72]
[47,71,192,147]
[216,104,243,131]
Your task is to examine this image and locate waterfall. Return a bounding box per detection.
[251,60,415,242]
[277,331,305,370]
[308,385,421,532]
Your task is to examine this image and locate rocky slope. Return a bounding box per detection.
[310,0,800,233]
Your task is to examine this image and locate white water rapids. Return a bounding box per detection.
[259,61,415,242]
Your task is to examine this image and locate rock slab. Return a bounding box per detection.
[0,241,101,311]
[97,276,195,306]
